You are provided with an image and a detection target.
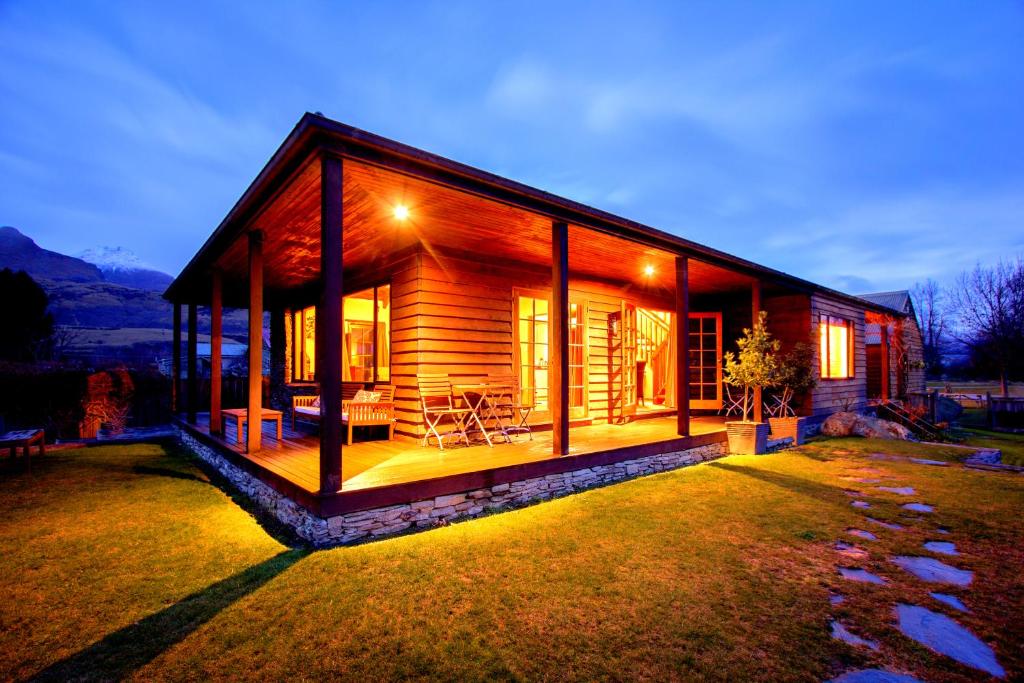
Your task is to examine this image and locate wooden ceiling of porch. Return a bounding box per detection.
[210,157,755,306]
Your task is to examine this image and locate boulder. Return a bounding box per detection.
[821,411,859,436]
[821,411,912,440]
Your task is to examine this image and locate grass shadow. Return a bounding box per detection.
[708,461,853,507]
[131,464,208,482]
[30,548,310,682]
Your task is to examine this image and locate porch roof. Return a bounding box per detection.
[164,112,902,317]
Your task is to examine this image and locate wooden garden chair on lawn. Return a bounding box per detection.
[418,375,488,450]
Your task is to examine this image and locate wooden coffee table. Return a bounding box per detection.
[221,408,283,444]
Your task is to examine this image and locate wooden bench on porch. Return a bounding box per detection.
[292,383,396,445]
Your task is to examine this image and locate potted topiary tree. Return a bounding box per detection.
[723,311,780,454]
[768,342,816,445]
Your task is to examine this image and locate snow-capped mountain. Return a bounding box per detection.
[78,245,148,272]
[78,245,173,291]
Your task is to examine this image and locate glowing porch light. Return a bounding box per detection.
[643,264,655,277]
[393,204,410,221]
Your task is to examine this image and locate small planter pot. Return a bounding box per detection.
[769,416,807,446]
[725,421,769,454]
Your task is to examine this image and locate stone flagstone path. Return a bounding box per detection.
[891,556,973,586]
[826,453,1007,682]
[896,604,1005,678]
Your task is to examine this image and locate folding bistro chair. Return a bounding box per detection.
[418,375,489,450]
[719,382,744,417]
[488,374,532,440]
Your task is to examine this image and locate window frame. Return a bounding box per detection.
[286,280,392,385]
[819,314,854,380]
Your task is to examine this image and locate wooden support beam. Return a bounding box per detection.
[186,302,198,423]
[675,256,690,436]
[551,220,570,456]
[247,230,264,453]
[751,280,763,424]
[880,321,891,400]
[210,269,223,434]
[318,154,345,493]
[171,303,181,413]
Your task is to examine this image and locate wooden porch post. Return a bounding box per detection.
[880,321,891,400]
[675,256,691,436]
[318,154,344,493]
[171,303,181,413]
[247,230,264,453]
[187,302,198,424]
[551,220,570,456]
[210,269,223,434]
[751,280,763,424]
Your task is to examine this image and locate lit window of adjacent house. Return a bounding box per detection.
[819,315,853,379]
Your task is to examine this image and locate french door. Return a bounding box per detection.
[688,312,722,410]
[514,291,587,423]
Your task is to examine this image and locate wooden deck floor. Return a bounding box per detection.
[184,413,727,495]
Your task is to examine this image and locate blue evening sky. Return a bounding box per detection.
[1,1,1022,293]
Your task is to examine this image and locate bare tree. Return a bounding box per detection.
[910,279,948,377]
[948,258,1024,396]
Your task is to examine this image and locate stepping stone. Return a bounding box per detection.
[866,517,903,530]
[910,458,949,466]
[869,453,904,461]
[831,620,879,650]
[877,486,915,496]
[829,671,924,683]
[930,592,969,612]
[855,478,882,484]
[843,489,864,497]
[891,556,973,586]
[851,500,871,509]
[923,541,957,556]
[834,541,868,560]
[936,526,951,535]
[903,503,933,513]
[847,528,877,541]
[839,567,887,584]
[896,604,1005,678]
[830,592,846,605]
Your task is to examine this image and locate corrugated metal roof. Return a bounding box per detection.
[858,290,910,313]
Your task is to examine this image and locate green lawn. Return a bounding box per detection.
[1,439,1022,681]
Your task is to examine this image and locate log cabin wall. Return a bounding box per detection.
[810,293,867,415]
[763,293,813,414]
[903,318,926,394]
[397,249,678,438]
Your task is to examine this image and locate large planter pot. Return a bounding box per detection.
[769,416,807,446]
[725,421,769,454]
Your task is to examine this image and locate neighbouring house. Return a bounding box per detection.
[166,113,905,544]
[858,290,927,401]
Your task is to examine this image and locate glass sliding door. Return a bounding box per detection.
[620,302,638,418]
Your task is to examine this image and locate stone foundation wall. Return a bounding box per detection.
[177,428,726,547]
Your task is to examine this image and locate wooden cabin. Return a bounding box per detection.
[859,290,927,401]
[165,114,905,542]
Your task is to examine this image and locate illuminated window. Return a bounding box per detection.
[289,284,391,383]
[291,305,316,382]
[819,315,853,379]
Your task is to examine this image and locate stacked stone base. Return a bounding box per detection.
[177,428,725,547]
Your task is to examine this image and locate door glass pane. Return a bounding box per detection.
[569,302,585,411]
[343,288,375,382]
[375,285,390,381]
[518,296,549,412]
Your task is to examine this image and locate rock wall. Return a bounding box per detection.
[178,428,725,547]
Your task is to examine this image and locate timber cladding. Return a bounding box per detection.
[391,249,678,438]
[810,293,867,415]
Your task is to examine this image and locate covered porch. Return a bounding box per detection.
[179,412,728,514]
